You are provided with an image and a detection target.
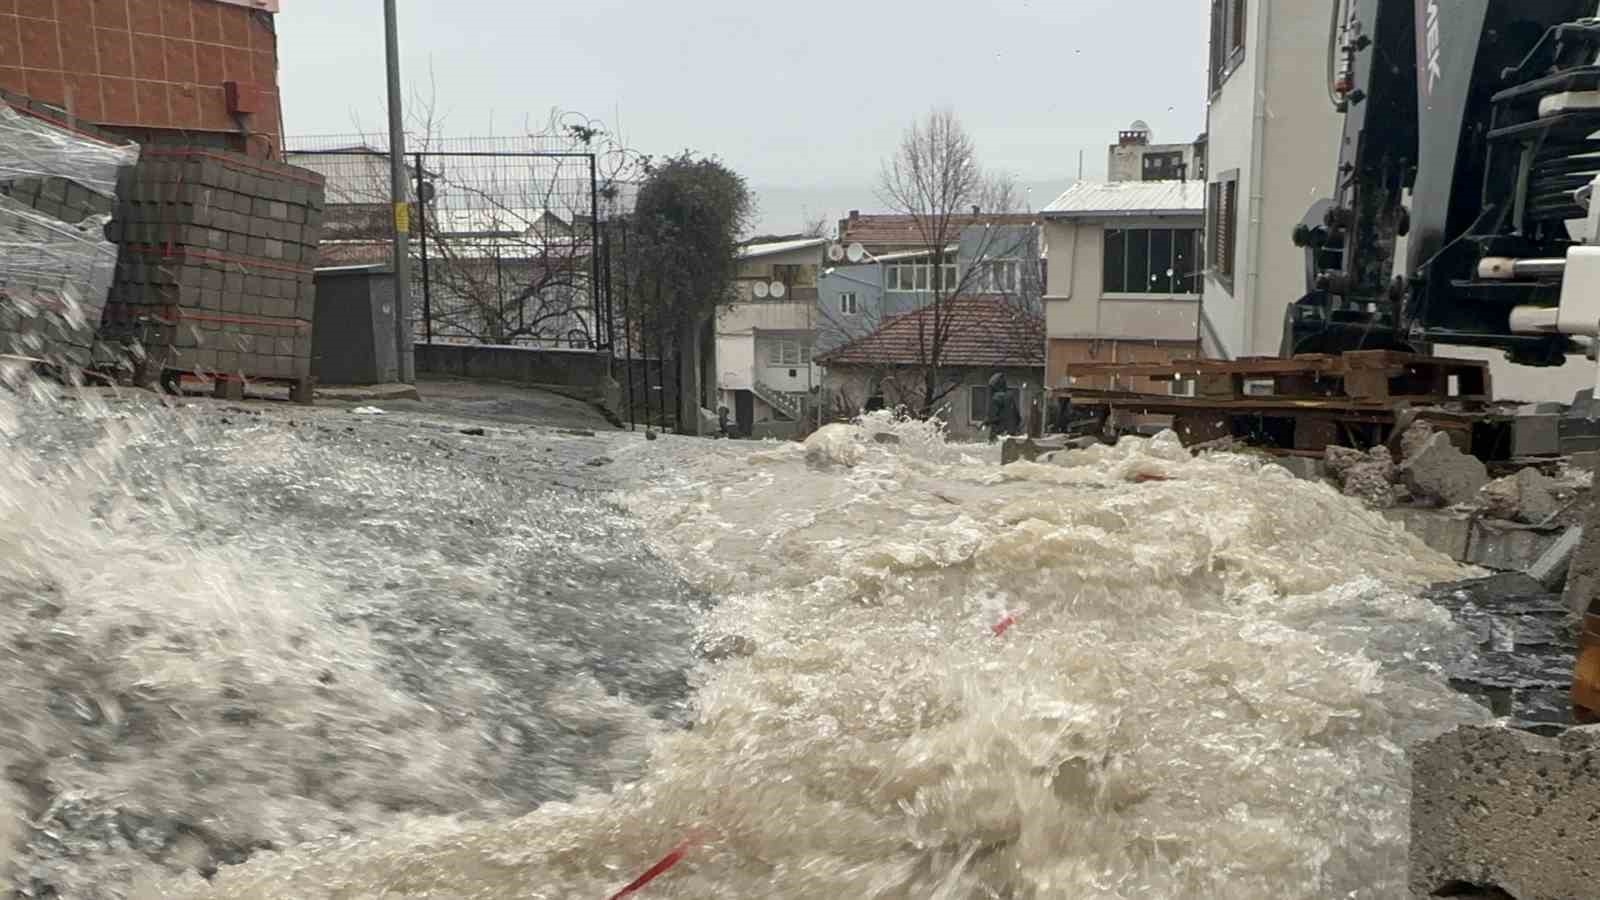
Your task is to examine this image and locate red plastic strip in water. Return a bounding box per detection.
[607,839,691,899]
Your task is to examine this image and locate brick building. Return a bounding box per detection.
[0,0,284,158]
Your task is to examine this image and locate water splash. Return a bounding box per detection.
[0,377,699,897]
[145,417,1489,899]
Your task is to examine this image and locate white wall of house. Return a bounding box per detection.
[1043,216,1204,342]
[1204,0,1341,359]
[753,332,820,394]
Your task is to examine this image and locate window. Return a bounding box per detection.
[969,385,991,425]
[886,261,959,292]
[770,339,811,367]
[1169,377,1197,398]
[1102,227,1203,295]
[773,264,816,287]
[1208,171,1239,289]
[1210,0,1247,93]
[1142,151,1187,182]
[981,259,1023,293]
[839,292,859,315]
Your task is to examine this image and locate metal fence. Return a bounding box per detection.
[285,134,614,351]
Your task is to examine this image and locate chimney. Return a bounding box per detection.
[971,204,980,215]
[848,210,859,220]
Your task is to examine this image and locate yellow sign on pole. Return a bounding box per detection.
[393,201,411,233]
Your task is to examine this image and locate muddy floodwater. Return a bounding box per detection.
[0,380,1493,899]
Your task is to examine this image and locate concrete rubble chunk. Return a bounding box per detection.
[1400,432,1490,506]
[1481,467,1562,524]
[1411,725,1600,899]
[1324,445,1366,479]
[1399,418,1437,461]
[1342,446,1397,509]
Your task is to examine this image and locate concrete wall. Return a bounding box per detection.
[1204,0,1342,359]
[817,262,885,352]
[415,342,617,408]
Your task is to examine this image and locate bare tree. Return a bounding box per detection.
[301,90,645,348]
[816,108,1042,418]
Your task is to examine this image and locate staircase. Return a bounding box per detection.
[751,378,804,421]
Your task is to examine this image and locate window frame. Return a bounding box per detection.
[886,260,961,294]
[1207,170,1240,293]
[769,338,811,368]
[968,384,991,426]
[1100,226,1205,298]
[839,291,859,315]
[1209,0,1248,95]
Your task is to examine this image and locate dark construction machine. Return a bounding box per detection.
[1279,0,1600,719]
[1285,0,1600,367]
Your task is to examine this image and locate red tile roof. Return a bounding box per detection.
[817,295,1044,369]
[838,213,1039,249]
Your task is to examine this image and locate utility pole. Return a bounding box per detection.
[383,0,413,383]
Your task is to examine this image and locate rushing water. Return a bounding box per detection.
[2,377,1493,899]
[0,374,700,898]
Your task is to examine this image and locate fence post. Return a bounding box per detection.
[415,152,432,345]
[589,154,604,350]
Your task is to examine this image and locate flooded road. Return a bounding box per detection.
[3,381,1494,898]
[0,380,701,897]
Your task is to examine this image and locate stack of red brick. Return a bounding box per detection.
[100,147,326,394]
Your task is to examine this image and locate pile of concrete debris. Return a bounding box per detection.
[1323,418,1586,525]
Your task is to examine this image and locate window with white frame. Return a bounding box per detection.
[1102,227,1203,295]
[886,261,959,292]
[982,259,1023,293]
[769,339,812,367]
[839,292,859,315]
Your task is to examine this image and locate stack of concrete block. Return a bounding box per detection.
[0,100,138,370]
[100,148,326,394]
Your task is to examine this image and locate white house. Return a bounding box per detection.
[1203,0,1342,361]
[715,237,826,437]
[1201,0,1599,401]
[1040,180,1206,394]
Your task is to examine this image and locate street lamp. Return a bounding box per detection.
[383,0,413,383]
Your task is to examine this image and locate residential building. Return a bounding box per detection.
[0,0,286,158]
[1108,121,1206,183]
[716,236,827,437]
[816,296,1044,442]
[1040,180,1206,396]
[1203,0,1342,359]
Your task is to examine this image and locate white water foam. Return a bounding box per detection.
[141,416,1489,899]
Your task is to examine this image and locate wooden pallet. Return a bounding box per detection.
[165,370,315,405]
[1057,350,1492,405]
[1051,352,1503,457]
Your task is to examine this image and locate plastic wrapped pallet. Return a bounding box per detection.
[0,101,137,372]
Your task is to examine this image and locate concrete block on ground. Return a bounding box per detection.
[1529,526,1583,592]
[1466,520,1564,574]
[1274,455,1327,482]
[1514,415,1563,458]
[1382,508,1472,562]
[1410,725,1600,899]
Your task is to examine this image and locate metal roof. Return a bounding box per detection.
[1041,180,1205,219]
[739,237,827,260]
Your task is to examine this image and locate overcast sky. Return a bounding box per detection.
[279,0,1208,235]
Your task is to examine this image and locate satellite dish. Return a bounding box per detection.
[827,243,846,262]
[846,242,867,264]
[753,281,770,299]
[770,281,787,299]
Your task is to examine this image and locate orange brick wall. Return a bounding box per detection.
[0,0,282,157]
